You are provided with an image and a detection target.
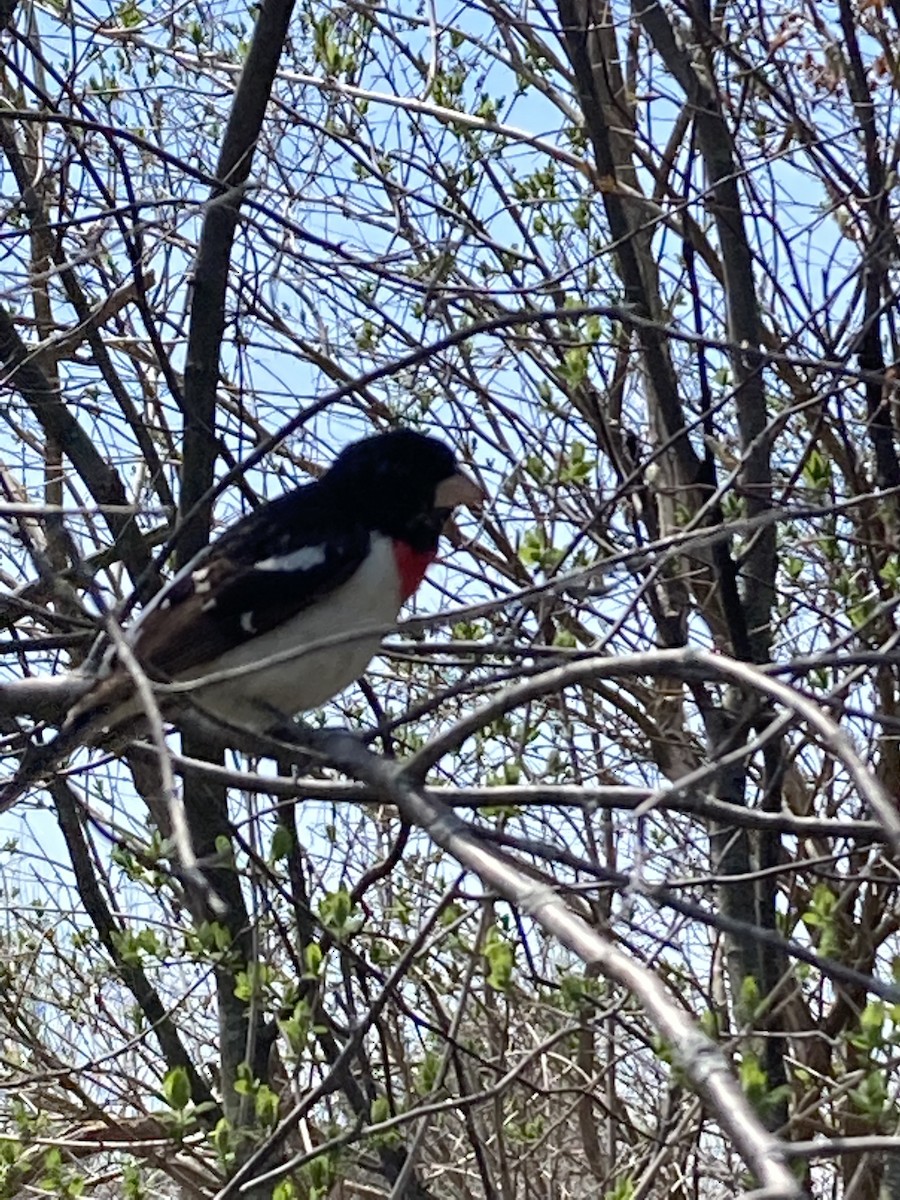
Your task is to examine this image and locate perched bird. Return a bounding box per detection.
[1,428,483,806]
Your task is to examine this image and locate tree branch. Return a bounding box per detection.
[178,0,299,560]
[304,731,803,1199]
[0,303,154,588]
[50,776,220,1119]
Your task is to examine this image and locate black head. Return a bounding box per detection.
[323,428,482,550]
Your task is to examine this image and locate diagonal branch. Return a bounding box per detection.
[178,0,300,563]
[50,776,220,1119]
[0,304,154,588]
[173,0,301,1153]
[305,731,803,1199]
[633,0,776,658]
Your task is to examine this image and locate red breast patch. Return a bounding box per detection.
[393,542,437,602]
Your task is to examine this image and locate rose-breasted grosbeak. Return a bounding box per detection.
[1,429,482,806]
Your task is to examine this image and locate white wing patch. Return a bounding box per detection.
[255,544,328,573]
[192,566,212,594]
[178,534,400,728]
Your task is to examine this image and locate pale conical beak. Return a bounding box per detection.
[434,468,485,511]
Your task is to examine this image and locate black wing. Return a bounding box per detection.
[133,487,370,678]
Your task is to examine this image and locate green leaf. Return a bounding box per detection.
[117,0,142,25]
[603,1176,635,1200]
[802,446,831,491]
[416,1049,443,1095]
[163,1066,191,1111]
[212,1117,233,1165]
[214,834,234,864]
[518,527,564,573]
[234,962,272,1003]
[850,1001,888,1052]
[739,975,760,1015]
[270,826,293,862]
[304,942,323,977]
[738,1051,767,1099]
[802,884,841,957]
[255,1084,280,1127]
[319,888,358,938]
[123,1162,146,1199]
[849,1069,888,1120]
[559,345,589,385]
[524,454,547,481]
[484,926,514,990]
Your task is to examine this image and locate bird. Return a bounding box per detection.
[0,428,483,807]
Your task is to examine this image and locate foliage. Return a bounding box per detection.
[1,0,900,1194]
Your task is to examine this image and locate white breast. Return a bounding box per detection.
[178,534,402,730]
